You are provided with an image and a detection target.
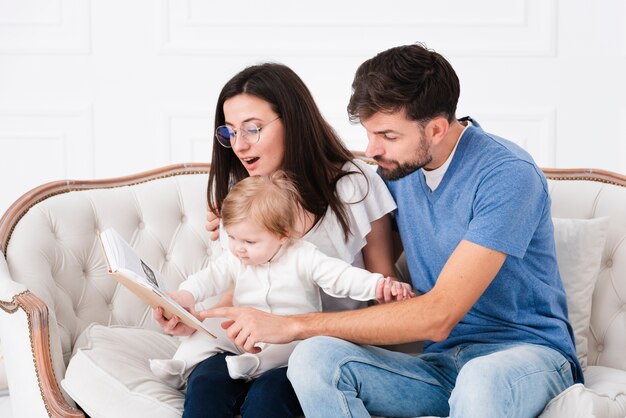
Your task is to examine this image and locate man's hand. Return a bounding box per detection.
[200,306,299,353]
[375,276,416,304]
[206,208,220,241]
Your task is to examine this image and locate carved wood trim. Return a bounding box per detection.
[6,291,84,417]
[542,168,626,187]
[0,291,23,313]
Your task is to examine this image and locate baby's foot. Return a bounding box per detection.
[225,354,261,381]
[149,358,187,389]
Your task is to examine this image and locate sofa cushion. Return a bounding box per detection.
[61,324,184,418]
[541,359,626,418]
[585,365,626,398]
[552,217,609,370]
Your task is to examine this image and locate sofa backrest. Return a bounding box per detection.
[545,169,626,371]
[0,164,220,370]
[2,164,625,376]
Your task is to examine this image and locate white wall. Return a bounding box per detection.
[0,0,625,215]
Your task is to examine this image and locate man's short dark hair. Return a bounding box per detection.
[348,43,460,124]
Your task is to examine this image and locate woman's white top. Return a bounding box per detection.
[180,239,383,315]
[303,159,396,311]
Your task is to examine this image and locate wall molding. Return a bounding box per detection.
[0,0,91,54]
[0,105,94,176]
[158,0,556,57]
[161,109,213,163]
[621,108,626,173]
[0,105,93,215]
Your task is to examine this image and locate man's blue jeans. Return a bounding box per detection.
[287,337,574,418]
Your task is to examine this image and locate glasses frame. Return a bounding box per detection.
[215,116,281,148]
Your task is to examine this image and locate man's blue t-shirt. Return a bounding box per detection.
[384,119,582,383]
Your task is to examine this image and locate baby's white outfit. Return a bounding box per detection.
[150,239,384,387]
[150,159,397,387]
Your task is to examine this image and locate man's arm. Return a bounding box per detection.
[201,240,506,353]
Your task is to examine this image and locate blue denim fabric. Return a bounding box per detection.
[183,353,302,418]
[288,337,574,418]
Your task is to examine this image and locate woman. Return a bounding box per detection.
[156,63,397,418]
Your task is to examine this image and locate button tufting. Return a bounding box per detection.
[597,344,604,352]
[138,222,145,229]
[181,215,187,223]
[108,303,114,310]
[606,259,613,268]
[165,254,171,262]
[206,248,212,256]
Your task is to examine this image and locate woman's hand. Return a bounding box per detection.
[206,208,220,241]
[375,277,416,304]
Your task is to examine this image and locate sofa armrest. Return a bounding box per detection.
[0,256,84,418]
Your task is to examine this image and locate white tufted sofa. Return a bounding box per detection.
[1,163,625,418]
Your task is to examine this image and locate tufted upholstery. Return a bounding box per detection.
[546,171,626,372]
[9,171,218,362]
[1,163,625,418]
[0,163,219,417]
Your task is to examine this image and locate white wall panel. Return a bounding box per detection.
[0,106,93,212]
[162,108,213,162]
[620,0,626,58]
[0,0,90,54]
[159,0,555,56]
[621,108,626,172]
[0,0,624,211]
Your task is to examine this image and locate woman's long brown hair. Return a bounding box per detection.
[208,63,365,240]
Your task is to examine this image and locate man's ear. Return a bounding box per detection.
[427,116,450,145]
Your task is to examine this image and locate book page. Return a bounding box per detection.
[100,228,217,339]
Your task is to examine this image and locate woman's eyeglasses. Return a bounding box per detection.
[215,116,280,148]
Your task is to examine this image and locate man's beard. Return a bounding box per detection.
[375,155,432,181]
[375,127,432,180]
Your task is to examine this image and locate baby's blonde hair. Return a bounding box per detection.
[221,171,302,239]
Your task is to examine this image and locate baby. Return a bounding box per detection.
[150,171,413,388]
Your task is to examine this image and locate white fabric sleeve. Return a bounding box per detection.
[179,251,236,301]
[308,246,384,301]
[328,159,397,263]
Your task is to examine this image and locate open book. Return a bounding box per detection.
[99,228,217,338]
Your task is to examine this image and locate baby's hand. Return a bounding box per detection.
[167,290,196,313]
[375,277,416,304]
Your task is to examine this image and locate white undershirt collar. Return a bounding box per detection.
[422,123,470,192]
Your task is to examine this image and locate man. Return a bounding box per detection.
[204,43,580,418]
